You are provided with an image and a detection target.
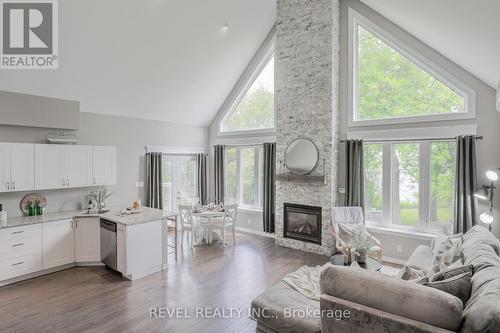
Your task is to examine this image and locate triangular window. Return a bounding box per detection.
[220,56,274,132]
[349,9,474,125]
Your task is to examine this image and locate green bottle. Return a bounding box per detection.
[35,200,43,215]
[27,201,35,216]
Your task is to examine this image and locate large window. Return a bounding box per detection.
[364,140,455,231]
[220,56,275,133]
[349,9,474,126]
[224,146,263,210]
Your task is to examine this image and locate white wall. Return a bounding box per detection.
[0,112,208,218]
[338,0,500,260]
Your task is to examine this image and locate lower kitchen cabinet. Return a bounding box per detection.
[74,217,101,263]
[0,224,42,281]
[42,219,75,270]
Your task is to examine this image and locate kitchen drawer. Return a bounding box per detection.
[0,234,42,259]
[0,252,42,281]
[0,224,42,242]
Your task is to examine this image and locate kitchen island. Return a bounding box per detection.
[0,206,169,285]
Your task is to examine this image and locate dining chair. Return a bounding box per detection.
[211,204,238,247]
[178,205,207,248]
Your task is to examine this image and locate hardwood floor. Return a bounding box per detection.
[0,232,329,333]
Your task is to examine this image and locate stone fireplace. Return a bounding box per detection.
[275,0,339,255]
[283,203,322,245]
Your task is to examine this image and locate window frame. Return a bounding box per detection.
[217,34,276,137]
[223,145,263,211]
[347,8,476,127]
[363,139,456,233]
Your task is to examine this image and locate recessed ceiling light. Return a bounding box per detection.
[222,23,229,32]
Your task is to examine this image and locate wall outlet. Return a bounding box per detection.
[396,245,403,253]
[136,181,144,188]
[338,186,346,194]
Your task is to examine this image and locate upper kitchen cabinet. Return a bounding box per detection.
[0,143,34,193]
[35,144,92,190]
[92,146,116,186]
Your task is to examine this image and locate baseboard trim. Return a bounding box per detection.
[382,256,407,266]
[235,227,275,239]
[0,263,76,287]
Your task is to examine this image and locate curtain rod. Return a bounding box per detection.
[340,135,483,143]
[213,143,265,148]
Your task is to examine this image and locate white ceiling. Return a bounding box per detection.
[361,0,500,89]
[0,0,276,126]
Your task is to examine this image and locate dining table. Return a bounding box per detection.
[191,207,225,244]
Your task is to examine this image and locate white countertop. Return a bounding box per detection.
[0,206,170,230]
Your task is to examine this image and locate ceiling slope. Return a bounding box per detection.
[0,0,276,126]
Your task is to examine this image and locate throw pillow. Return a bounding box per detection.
[432,264,474,282]
[397,264,440,281]
[433,233,463,266]
[423,272,472,305]
[337,222,367,245]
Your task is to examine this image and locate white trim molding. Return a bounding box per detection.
[496,80,500,112]
[145,146,206,155]
[347,8,476,127]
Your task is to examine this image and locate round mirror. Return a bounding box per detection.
[284,138,319,175]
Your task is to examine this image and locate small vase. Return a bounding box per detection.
[358,253,367,263]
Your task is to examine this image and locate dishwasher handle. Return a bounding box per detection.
[100,219,117,232]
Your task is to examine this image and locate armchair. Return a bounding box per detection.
[331,207,382,261]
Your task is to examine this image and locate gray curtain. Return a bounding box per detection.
[263,143,276,233]
[146,152,163,210]
[214,145,225,204]
[454,135,477,233]
[197,153,208,205]
[344,139,364,207]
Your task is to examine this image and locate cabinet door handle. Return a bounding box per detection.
[12,181,15,190]
[67,178,70,187]
[12,231,24,235]
[12,262,24,266]
[62,179,66,186]
[6,182,10,190]
[12,243,24,247]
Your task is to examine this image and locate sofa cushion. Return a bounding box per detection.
[251,282,320,333]
[432,264,474,282]
[423,272,472,305]
[407,245,433,270]
[460,225,500,333]
[320,265,463,331]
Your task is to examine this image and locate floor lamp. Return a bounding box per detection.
[474,168,499,231]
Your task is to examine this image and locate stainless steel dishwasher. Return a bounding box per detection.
[100,219,117,270]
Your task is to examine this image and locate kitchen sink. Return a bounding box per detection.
[81,209,110,215]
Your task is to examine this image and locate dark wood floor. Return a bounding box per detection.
[0,232,329,333]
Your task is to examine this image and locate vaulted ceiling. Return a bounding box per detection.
[0,0,276,126]
[361,0,500,89]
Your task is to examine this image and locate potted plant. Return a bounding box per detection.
[353,239,373,263]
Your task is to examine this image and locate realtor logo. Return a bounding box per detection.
[1,0,58,69]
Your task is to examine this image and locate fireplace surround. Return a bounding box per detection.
[283,203,322,245]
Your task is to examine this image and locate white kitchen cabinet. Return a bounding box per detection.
[117,220,163,280]
[65,145,92,188]
[42,219,75,270]
[35,144,66,189]
[74,218,101,263]
[92,146,116,186]
[35,144,92,190]
[0,143,34,193]
[0,224,42,282]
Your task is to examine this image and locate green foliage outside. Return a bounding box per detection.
[224,86,274,131]
[360,27,457,225]
[358,26,465,120]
